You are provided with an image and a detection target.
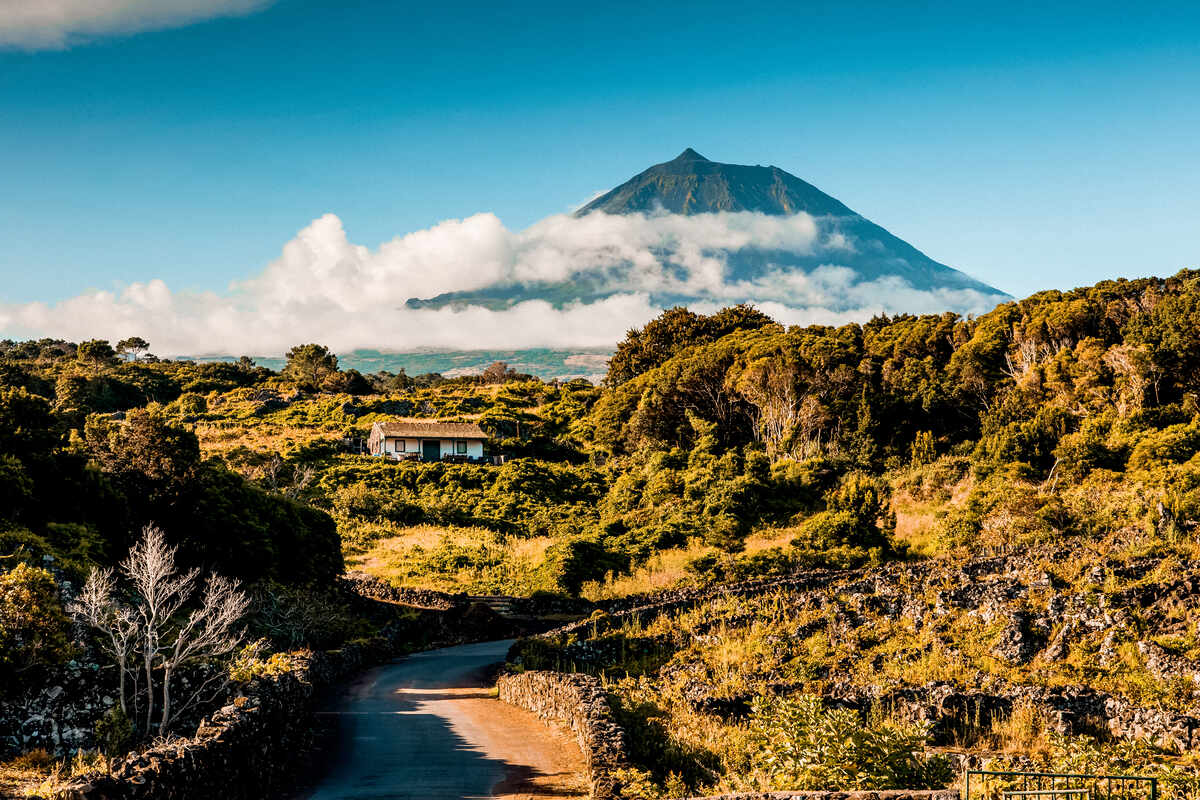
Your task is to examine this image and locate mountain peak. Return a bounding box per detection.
[576,149,854,218]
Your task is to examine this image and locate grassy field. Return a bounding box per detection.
[347,524,561,595]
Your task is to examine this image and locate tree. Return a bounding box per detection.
[734,355,802,459]
[260,453,316,499]
[1103,343,1153,417]
[115,337,150,362]
[77,339,117,368]
[69,567,138,714]
[606,304,775,386]
[387,369,415,391]
[283,343,339,389]
[482,361,516,384]
[54,373,90,412]
[84,409,200,502]
[71,525,249,734]
[0,387,59,459]
[322,368,372,395]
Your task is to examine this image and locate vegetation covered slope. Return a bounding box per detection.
[2,268,1200,794]
[5,269,1199,598]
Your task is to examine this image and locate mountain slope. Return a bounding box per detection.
[406,149,1007,312]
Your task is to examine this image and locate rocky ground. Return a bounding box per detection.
[510,543,1200,796]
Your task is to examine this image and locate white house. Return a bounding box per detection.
[367,419,488,461]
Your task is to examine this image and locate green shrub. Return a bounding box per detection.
[744,695,952,790]
[228,639,302,683]
[0,563,73,694]
[94,707,134,761]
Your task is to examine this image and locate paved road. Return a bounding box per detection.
[293,639,587,800]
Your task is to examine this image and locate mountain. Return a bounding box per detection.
[406,149,1007,312]
[576,147,855,217]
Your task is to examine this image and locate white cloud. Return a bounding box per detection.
[0,209,1007,358]
[0,0,272,49]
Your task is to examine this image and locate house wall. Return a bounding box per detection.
[378,436,484,458]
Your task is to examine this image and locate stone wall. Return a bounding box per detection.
[343,571,459,609]
[497,670,629,800]
[344,571,595,620]
[682,792,959,800]
[39,597,517,800]
[523,554,1200,755]
[1,659,115,758]
[41,642,382,800]
[551,570,845,640]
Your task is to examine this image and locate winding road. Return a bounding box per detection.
[293,639,588,800]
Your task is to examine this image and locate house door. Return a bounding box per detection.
[422,440,441,461]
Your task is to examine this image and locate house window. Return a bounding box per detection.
[396,439,406,452]
[456,439,467,454]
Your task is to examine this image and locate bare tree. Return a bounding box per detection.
[71,525,249,736]
[122,527,199,733]
[68,569,140,715]
[260,454,316,499]
[1104,343,1156,416]
[158,573,248,731]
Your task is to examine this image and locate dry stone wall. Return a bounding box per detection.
[42,642,380,800]
[40,594,520,800]
[497,670,629,800]
[682,792,959,800]
[498,672,968,800]
[526,553,1200,755]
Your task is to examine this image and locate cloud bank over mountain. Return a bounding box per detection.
[0,0,273,49]
[0,209,1008,358]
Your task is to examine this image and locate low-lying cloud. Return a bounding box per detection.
[0,0,273,49]
[0,210,1008,358]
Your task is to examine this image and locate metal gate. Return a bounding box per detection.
[964,770,1158,800]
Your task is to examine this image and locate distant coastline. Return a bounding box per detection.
[178,347,613,382]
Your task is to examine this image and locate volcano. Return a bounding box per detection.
[406,149,1006,311]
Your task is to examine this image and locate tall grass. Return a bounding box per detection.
[348,524,558,596]
[580,528,801,601]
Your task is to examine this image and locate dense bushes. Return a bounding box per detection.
[741,695,952,790]
[0,564,72,697]
[593,269,1200,563]
[318,457,605,538]
[0,386,341,589]
[4,268,1200,600]
[789,471,894,565]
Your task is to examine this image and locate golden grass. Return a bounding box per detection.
[580,528,802,601]
[0,749,55,798]
[347,525,557,595]
[892,494,941,557]
[581,545,704,601]
[0,748,108,798]
[194,420,341,461]
[891,466,973,557]
[986,701,1055,758]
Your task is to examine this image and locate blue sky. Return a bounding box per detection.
[1,0,1198,311]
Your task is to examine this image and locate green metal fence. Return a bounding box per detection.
[964,770,1158,800]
